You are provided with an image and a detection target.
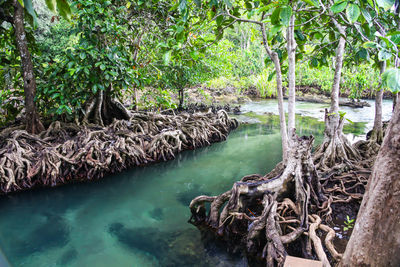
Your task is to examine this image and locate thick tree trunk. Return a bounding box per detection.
[340,101,400,267]
[83,86,130,126]
[261,24,289,162]
[13,0,44,134]
[286,15,296,140]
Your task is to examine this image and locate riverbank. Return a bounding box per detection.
[182,84,390,109]
[0,110,238,194]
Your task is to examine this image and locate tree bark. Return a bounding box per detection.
[13,0,44,134]
[261,24,289,162]
[286,14,296,140]
[371,61,386,144]
[178,88,184,109]
[313,18,360,169]
[340,101,400,267]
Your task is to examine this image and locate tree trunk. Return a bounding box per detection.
[261,24,289,162]
[370,61,386,144]
[178,88,184,110]
[286,15,296,140]
[340,101,400,267]
[83,86,130,126]
[190,134,325,266]
[393,92,398,113]
[13,0,44,134]
[313,22,360,169]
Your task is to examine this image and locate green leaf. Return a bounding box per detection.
[271,7,281,25]
[390,34,400,44]
[310,58,318,68]
[267,71,275,81]
[270,25,282,36]
[331,1,348,13]
[163,50,172,65]
[346,3,360,23]
[17,0,24,7]
[100,64,106,71]
[357,48,369,60]
[79,52,86,60]
[302,0,319,7]
[376,0,395,10]
[363,41,377,49]
[178,0,187,13]
[378,49,392,61]
[382,68,400,93]
[223,0,232,8]
[361,8,371,23]
[56,0,71,20]
[280,6,292,26]
[44,0,57,12]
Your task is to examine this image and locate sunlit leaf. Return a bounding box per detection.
[331,1,348,13]
[280,6,292,26]
[382,68,400,93]
[45,0,57,12]
[302,0,319,7]
[376,0,395,10]
[56,0,71,20]
[346,3,360,23]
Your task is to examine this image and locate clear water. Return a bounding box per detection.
[0,100,391,267]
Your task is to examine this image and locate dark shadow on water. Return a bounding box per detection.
[108,222,246,267]
[8,213,70,258]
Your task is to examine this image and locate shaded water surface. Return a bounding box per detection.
[0,100,388,266]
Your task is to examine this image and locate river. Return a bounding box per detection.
[0,99,393,267]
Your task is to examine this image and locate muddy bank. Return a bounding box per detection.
[191,84,392,106]
[0,110,238,194]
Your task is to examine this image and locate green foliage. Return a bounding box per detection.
[382,68,400,93]
[343,215,355,231]
[0,24,25,124]
[37,0,136,118]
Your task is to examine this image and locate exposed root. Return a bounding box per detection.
[0,110,238,193]
[313,110,361,171]
[82,88,131,126]
[190,134,326,266]
[189,130,372,266]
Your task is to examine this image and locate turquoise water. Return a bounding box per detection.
[0,100,389,266]
[0,123,287,267]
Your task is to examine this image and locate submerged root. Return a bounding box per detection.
[0,110,238,193]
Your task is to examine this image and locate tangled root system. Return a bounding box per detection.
[0,110,238,193]
[190,133,371,267]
